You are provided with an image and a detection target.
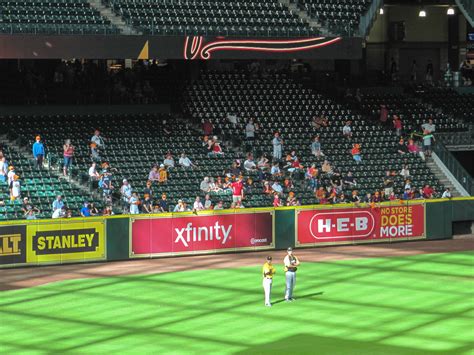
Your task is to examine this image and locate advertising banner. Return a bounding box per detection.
[297,204,425,245]
[27,220,105,263]
[131,211,273,257]
[0,225,27,265]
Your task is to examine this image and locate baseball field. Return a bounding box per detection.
[0,241,473,354]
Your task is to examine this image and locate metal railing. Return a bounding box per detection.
[358,0,382,37]
[433,141,473,196]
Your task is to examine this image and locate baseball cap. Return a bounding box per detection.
[266,256,272,261]
[287,247,293,252]
[123,179,128,182]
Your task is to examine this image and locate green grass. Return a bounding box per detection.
[1,252,473,354]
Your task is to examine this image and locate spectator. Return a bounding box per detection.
[392,115,402,136]
[142,194,153,213]
[257,154,270,171]
[273,192,282,207]
[383,171,394,196]
[158,194,168,212]
[143,180,154,199]
[351,144,362,163]
[306,164,319,190]
[63,139,74,177]
[421,118,436,134]
[91,129,105,149]
[158,164,168,184]
[311,136,324,158]
[32,135,45,170]
[404,179,412,191]
[52,195,64,213]
[343,171,357,187]
[270,162,282,178]
[422,130,435,158]
[272,132,283,161]
[90,143,100,162]
[211,140,224,156]
[362,193,372,203]
[388,192,397,201]
[422,184,434,199]
[202,119,213,136]
[379,105,389,125]
[88,162,100,180]
[214,200,224,210]
[272,181,283,194]
[244,154,257,172]
[193,196,204,211]
[129,192,140,214]
[204,194,213,210]
[396,138,408,155]
[148,165,160,182]
[286,191,298,206]
[89,202,99,216]
[22,197,40,217]
[263,181,272,194]
[315,187,326,202]
[52,205,66,219]
[200,177,211,193]
[400,165,410,179]
[101,171,113,199]
[0,156,7,182]
[442,188,452,198]
[350,190,360,206]
[246,177,255,194]
[163,153,175,169]
[103,205,114,216]
[80,202,91,217]
[402,188,412,200]
[245,119,255,141]
[407,139,425,160]
[120,179,132,213]
[10,175,20,201]
[311,116,329,130]
[342,121,352,139]
[321,160,333,176]
[338,192,348,204]
[230,177,244,203]
[173,199,186,212]
[179,153,195,169]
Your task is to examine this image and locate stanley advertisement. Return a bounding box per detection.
[27,221,105,263]
[0,225,27,265]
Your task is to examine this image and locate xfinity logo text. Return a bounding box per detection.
[175,222,232,247]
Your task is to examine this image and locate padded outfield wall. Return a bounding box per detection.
[0,198,473,268]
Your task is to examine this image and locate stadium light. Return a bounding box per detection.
[447,7,455,15]
[379,7,384,15]
[419,8,426,17]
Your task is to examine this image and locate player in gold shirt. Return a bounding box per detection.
[262,256,276,307]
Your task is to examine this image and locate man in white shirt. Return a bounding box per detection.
[91,130,105,149]
[88,162,99,180]
[52,206,66,219]
[342,121,352,139]
[442,188,452,198]
[179,153,195,169]
[245,119,255,141]
[283,247,300,302]
[421,118,436,134]
[271,181,283,194]
[193,196,204,211]
[244,156,257,172]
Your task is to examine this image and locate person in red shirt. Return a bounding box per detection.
[380,105,388,125]
[202,119,213,136]
[422,184,434,199]
[272,193,281,207]
[230,177,244,203]
[393,115,403,136]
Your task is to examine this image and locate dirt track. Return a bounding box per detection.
[1,238,473,291]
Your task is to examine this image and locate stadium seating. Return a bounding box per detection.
[293,0,372,35]
[0,0,119,34]
[358,92,468,133]
[103,0,317,36]
[1,71,451,220]
[0,142,102,220]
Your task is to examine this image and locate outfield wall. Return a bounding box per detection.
[1,198,473,268]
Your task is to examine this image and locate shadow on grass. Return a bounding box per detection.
[272,291,324,305]
[234,333,444,355]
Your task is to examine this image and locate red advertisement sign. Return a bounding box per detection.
[132,212,273,256]
[297,204,425,245]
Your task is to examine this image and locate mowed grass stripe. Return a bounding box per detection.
[0,251,472,354]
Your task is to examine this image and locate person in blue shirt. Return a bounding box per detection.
[32,135,45,170]
[80,202,91,217]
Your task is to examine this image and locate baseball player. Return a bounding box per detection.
[262,256,276,307]
[284,247,300,302]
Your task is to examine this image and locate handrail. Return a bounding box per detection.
[455,0,474,27]
[358,0,383,37]
[433,141,473,196]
